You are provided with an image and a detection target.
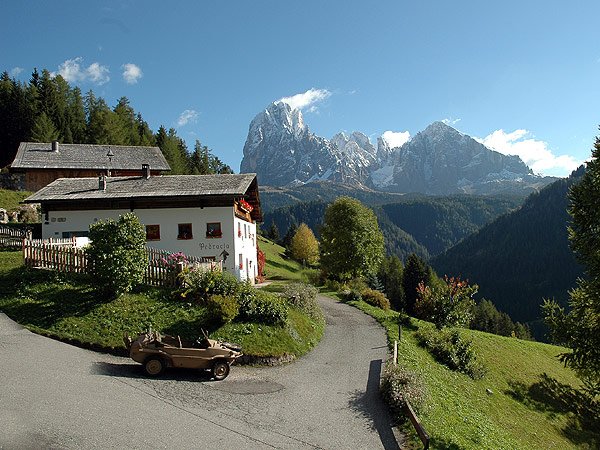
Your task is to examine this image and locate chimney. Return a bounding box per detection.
[52,140,59,152]
[142,164,150,179]
[99,175,106,191]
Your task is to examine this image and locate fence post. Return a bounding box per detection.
[394,340,398,365]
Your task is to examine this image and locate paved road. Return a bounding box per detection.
[0,295,403,449]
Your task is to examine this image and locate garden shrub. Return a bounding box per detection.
[361,288,391,311]
[415,325,487,379]
[179,268,239,301]
[380,360,428,423]
[205,294,239,324]
[86,213,148,297]
[340,289,362,303]
[238,285,288,325]
[282,282,323,322]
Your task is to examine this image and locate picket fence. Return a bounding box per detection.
[0,225,32,250]
[21,240,221,287]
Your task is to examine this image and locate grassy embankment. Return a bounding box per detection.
[336,296,598,450]
[0,188,32,211]
[0,236,323,359]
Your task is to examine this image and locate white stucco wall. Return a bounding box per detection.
[43,206,258,282]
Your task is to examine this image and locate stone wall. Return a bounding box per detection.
[0,172,26,191]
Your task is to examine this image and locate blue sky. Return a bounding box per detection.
[2,1,599,177]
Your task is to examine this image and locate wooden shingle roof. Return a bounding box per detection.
[25,174,258,202]
[10,142,171,171]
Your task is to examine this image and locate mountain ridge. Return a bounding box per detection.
[241,103,557,195]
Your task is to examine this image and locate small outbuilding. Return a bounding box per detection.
[24,172,262,283]
[10,141,170,191]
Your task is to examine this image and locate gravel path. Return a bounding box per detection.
[0,295,403,449]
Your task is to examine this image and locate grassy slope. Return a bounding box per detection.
[0,189,32,211]
[339,298,595,450]
[0,245,324,359]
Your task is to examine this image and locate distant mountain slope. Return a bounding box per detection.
[259,181,412,212]
[431,166,586,339]
[261,192,522,261]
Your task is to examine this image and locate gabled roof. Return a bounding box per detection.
[10,142,171,171]
[25,174,258,202]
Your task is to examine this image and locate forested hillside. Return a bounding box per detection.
[431,166,586,340]
[0,69,230,174]
[262,193,522,261]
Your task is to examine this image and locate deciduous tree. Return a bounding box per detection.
[319,197,384,280]
[290,223,319,266]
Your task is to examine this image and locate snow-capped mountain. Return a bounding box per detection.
[240,103,555,195]
[371,121,550,194]
[240,102,382,186]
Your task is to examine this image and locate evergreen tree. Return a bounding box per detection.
[377,255,405,310]
[267,220,280,242]
[281,223,297,248]
[402,253,432,315]
[544,130,600,395]
[30,112,59,142]
[290,223,319,266]
[319,197,384,280]
[155,126,188,174]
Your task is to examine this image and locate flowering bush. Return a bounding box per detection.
[282,283,323,322]
[415,276,477,329]
[380,361,428,422]
[160,252,189,273]
[178,268,239,301]
[237,283,288,325]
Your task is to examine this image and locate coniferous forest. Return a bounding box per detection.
[0,69,232,174]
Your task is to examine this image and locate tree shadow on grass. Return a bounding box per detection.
[506,373,600,447]
[0,267,108,328]
[265,259,299,275]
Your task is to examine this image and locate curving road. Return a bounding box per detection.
[0,296,404,449]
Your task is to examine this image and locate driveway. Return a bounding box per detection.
[0,296,404,449]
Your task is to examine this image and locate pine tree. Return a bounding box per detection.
[30,112,59,142]
[402,253,432,315]
[544,130,600,394]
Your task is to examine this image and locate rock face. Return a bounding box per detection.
[240,102,383,187]
[371,121,548,194]
[240,104,555,194]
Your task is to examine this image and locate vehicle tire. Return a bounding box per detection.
[144,356,164,377]
[211,360,230,381]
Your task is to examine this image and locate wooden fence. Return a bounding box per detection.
[0,225,32,250]
[21,240,221,287]
[394,325,430,450]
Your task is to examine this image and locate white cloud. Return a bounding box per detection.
[278,88,332,111]
[477,129,582,175]
[121,63,143,84]
[442,118,461,126]
[56,57,110,85]
[382,130,411,148]
[177,109,199,127]
[9,67,24,78]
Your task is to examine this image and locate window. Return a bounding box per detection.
[146,224,160,241]
[177,223,193,240]
[206,222,222,238]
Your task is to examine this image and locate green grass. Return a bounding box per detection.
[258,236,318,287]
[0,251,324,358]
[335,295,598,450]
[0,188,33,211]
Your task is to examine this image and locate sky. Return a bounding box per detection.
[2,1,599,177]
